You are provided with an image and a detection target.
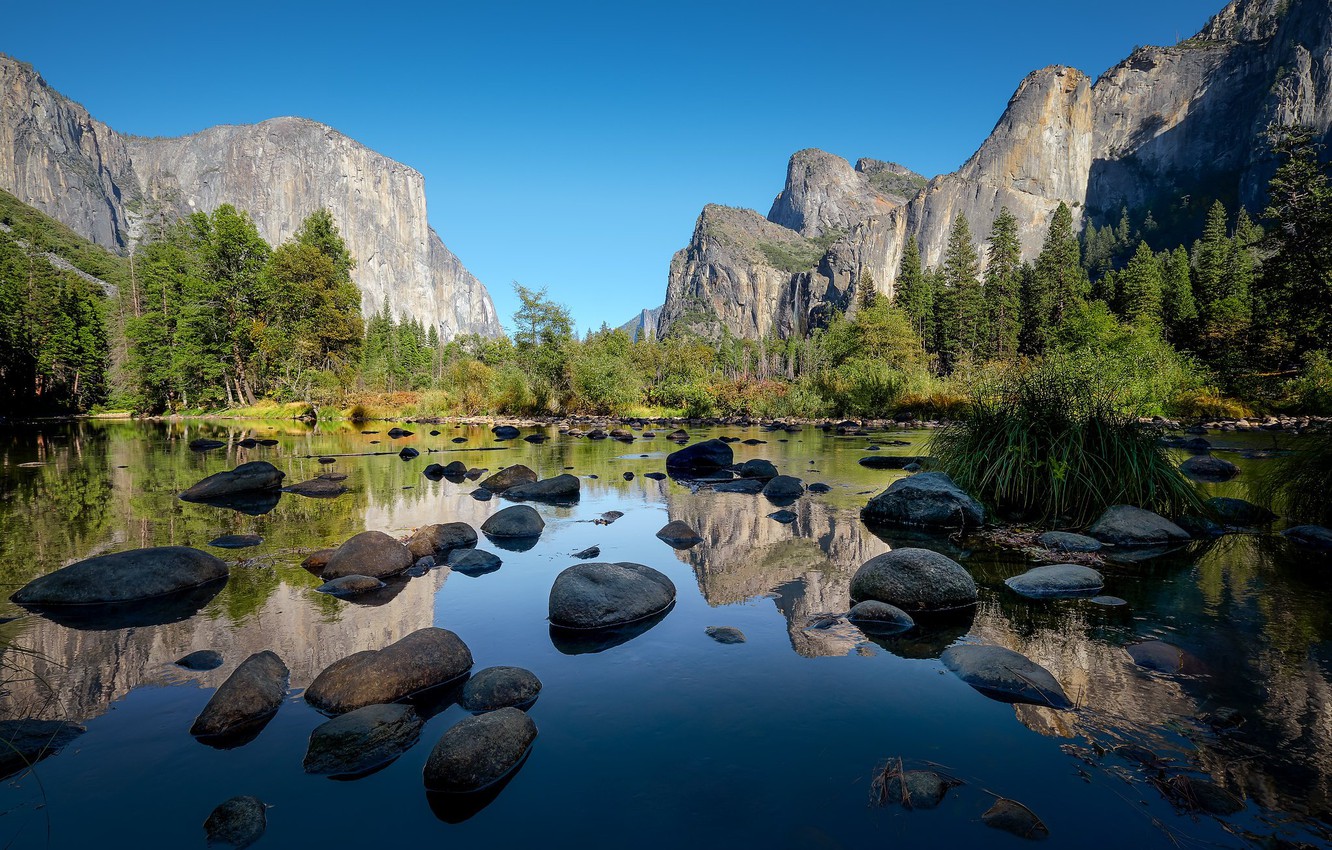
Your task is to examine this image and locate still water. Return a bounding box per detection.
[0,419,1327,848]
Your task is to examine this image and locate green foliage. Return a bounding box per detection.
[984,207,1022,361]
[930,356,1205,526]
[1253,432,1332,526]
[1022,202,1088,356]
[1119,241,1163,324]
[757,238,825,273]
[1285,350,1332,414]
[893,235,932,345]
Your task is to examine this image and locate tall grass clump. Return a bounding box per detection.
[929,355,1204,526]
[1252,431,1332,525]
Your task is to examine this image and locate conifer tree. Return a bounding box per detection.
[1021,202,1087,355]
[1119,241,1163,324]
[937,214,984,372]
[984,207,1022,361]
[894,235,932,347]
[1160,246,1197,341]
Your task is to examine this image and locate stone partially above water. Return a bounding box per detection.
[12,546,228,606]
[762,475,805,501]
[0,719,85,780]
[448,548,504,576]
[503,474,581,503]
[1205,497,1277,527]
[305,628,474,715]
[847,600,915,633]
[176,650,224,671]
[460,666,542,712]
[423,707,537,793]
[179,461,284,502]
[982,798,1050,839]
[656,520,703,548]
[1004,564,1104,599]
[1087,505,1189,548]
[549,562,676,629]
[303,704,423,776]
[705,626,747,644]
[860,473,984,530]
[942,644,1071,709]
[480,505,545,539]
[203,795,267,848]
[1036,531,1101,553]
[322,531,414,580]
[665,439,733,473]
[738,458,778,479]
[406,522,477,559]
[479,464,537,493]
[849,548,978,614]
[1284,525,1332,551]
[316,575,386,596]
[883,769,960,809]
[190,651,289,739]
[1180,455,1239,483]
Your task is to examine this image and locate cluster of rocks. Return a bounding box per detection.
[1143,415,1332,434]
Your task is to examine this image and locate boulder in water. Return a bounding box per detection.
[1180,455,1239,482]
[656,520,702,548]
[1284,524,1332,551]
[942,644,1071,708]
[1036,531,1101,553]
[303,704,423,776]
[207,533,263,550]
[407,523,478,559]
[0,719,85,780]
[860,473,984,530]
[882,769,961,809]
[492,425,521,440]
[322,531,414,580]
[12,546,228,607]
[1205,496,1277,526]
[665,439,733,472]
[847,600,915,633]
[448,549,503,576]
[479,465,538,492]
[705,626,747,644]
[190,651,289,739]
[849,548,977,614]
[460,666,542,712]
[762,475,805,501]
[422,707,537,793]
[1088,505,1189,547]
[316,575,386,596]
[480,505,545,539]
[1004,564,1104,598]
[176,650,224,671]
[982,798,1049,839]
[179,461,284,502]
[203,795,267,848]
[548,562,676,629]
[305,628,474,715]
[503,474,581,503]
[738,459,778,479]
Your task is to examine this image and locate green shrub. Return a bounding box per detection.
[1252,432,1332,525]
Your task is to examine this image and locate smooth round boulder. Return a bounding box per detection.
[1091,595,1128,607]
[762,475,805,500]
[11,546,228,606]
[1004,564,1105,598]
[461,666,542,712]
[492,425,521,440]
[503,474,581,502]
[941,644,1071,708]
[548,562,676,629]
[1037,531,1102,553]
[305,628,474,715]
[399,447,420,460]
[768,509,797,523]
[860,473,984,530]
[448,549,503,576]
[1126,640,1204,675]
[1206,496,1277,526]
[480,505,545,539]
[1180,455,1239,482]
[471,488,493,501]
[190,651,289,738]
[1088,505,1189,547]
[808,482,832,493]
[303,704,423,776]
[208,534,263,550]
[189,438,225,451]
[847,600,915,633]
[738,459,778,480]
[423,707,537,793]
[176,650,224,671]
[665,439,733,472]
[322,531,414,580]
[388,427,414,438]
[282,477,349,498]
[179,461,284,502]
[479,464,538,492]
[316,575,386,596]
[656,520,703,548]
[1284,525,1332,551]
[203,795,266,849]
[301,548,336,573]
[849,548,978,613]
[407,523,478,559]
[714,479,763,494]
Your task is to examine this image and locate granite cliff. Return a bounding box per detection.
[0,55,499,339]
[655,0,1332,341]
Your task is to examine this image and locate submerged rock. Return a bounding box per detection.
[203,795,266,848]
[448,549,504,576]
[714,479,763,494]
[422,707,537,793]
[480,505,545,539]
[176,650,224,671]
[1004,564,1104,598]
[982,798,1049,839]
[316,575,386,596]
[572,546,600,559]
[207,534,263,550]
[665,439,733,472]
[281,477,349,498]
[847,600,915,633]
[303,704,423,776]
[807,482,832,493]
[180,461,284,502]
[705,626,747,644]
[406,523,478,560]
[190,651,289,739]
[189,438,226,451]
[656,520,703,548]
[1126,640,1204,675]
[850,548,977,614]
[1284,524,1332,551]
[768,509,797,523]
[884,769,960,809]
[301,549,336,573]
[0,719,85,780]
[860,473,984,530]
[460,666,542,712]
[548,562,676,629]
[1036,531,1101,553]
[12,546,228,606]
[305,628,474,715]
[322,531,414,580]
[479,465,537,492]
[1205,496,1277,526]
[941,644,1071,708]
[1087,505,1189,547]
[492,425,521,440]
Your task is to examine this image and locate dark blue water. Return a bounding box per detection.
[0,420,1326,848]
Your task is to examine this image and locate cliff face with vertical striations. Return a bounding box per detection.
[0,55,500,339]
[655,0,1332,341]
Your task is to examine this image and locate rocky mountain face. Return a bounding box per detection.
[618,305,663,341]
[655,0,1332,341]
[0,55,500,339]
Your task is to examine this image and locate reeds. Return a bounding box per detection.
[1252,430,1332,525]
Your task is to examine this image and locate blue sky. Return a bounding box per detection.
[5,1,1218,333]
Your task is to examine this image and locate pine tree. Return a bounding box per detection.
[1192,200,1230,310]
[894,235,932,347]
[984,207,1022,361]
[937,215,984,372]
[1119,241,1163,324]
[1160,246,1197,342]
[1022,202,1087,355]
[857,269,877,312]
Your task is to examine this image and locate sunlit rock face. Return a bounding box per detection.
[659,0,1332,340]
[0,55,499,340]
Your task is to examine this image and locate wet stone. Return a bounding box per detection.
[203,795,267,849]
[176,650,224,671]
[460,666,542,712]
[705,626,747,644]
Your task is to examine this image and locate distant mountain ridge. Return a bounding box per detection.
[0,55,500,339]
[651,0,1332,341]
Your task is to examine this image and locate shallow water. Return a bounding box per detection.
[0,419,1327,848]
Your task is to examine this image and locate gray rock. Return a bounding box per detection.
[399,447,420,460]
[503,474,581,502]
[492,425,521,440]
[1205,496,1277,526]
[808,482,832,493]
[549,562,676,629]
[305,628,474,715]
[179,461,284,502]
[705,626,747,644]
[388,427,413,438]
[422,707,537,793]
[1004,564,1104,598]
[738,458,778,479]
[665,439,733,472]
[203,795,266,848]
[656,520,703,548]
[177,650,224,671]
[322,531,414,580]
[1036,531,1102,553]
[303,704,423,776]
[849,548,978,613]
[190,438,226,451]
[1284,525,1332,551]
[982,798,1049,839]
[190,651,289,738]
[883,770,960,809]
[860,473,984,530]
[207,534,263,549]
[847,600,915,633]
[480,505,545,539]
[0,719,85,780]
[1087,505,1189,547]
[858,455,924,470]
[1091,595,1128,607]
[281,477,349,498]
[448,549,503,575]
[12,546,228,606]
[573,546,600,560]
[942,644,1071,709]
[316,575,386,596]
[768,509,797,523]
[1180,455,1240,482]
[461,666,542,712]
[479,464,537,492]
[714,479,763,494]
[471,488,493,501]
[406,522,478,559]
[1126,640,1204,675]
[762,475,805,500]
